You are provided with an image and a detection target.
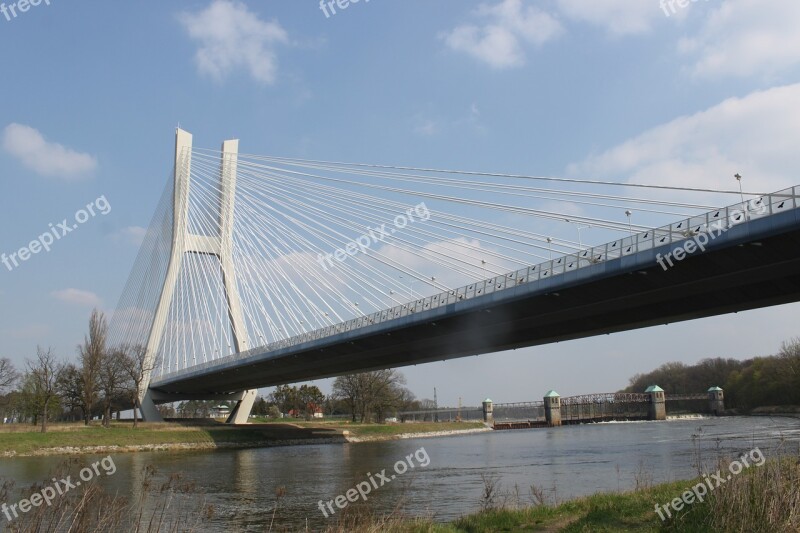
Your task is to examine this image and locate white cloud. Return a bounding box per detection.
[678,0,800,78]
[114,226,147,246]
[51,289,103,308]
[568,83,800,194]
[179,0,289,85]
[414,118,439,137]
[556,0,662,36]
[411,104,486,137]
[2,123,97,179]
[441,0,562,69]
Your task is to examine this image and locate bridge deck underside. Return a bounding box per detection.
[152,210,800,396]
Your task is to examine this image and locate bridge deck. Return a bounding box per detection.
[152,188,800,396]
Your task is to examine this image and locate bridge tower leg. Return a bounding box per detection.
[138,129,257,424]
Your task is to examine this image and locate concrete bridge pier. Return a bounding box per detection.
[646,385,666,420]
[544,390,561,426]
[708,386,724,415]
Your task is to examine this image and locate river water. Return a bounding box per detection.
[1,416,798,531]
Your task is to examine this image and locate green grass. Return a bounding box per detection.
[310,482,693,532]
[316,477,744,532]
[0,422,340,455]
[444,481,692,533]
[334,456,800,532]
[0,420,485,455]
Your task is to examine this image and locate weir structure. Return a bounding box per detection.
[138,129,257,424]
[487,386,725,430]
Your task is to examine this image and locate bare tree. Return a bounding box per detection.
[56,363,87,421]
[118,343,152,428]
[99,348,129,427]
[78,309,107,425]
[333,369,407,423]
[0,358,18,393]
[332,373,368,422]
[365,370,407,422]
[26,347,64,433]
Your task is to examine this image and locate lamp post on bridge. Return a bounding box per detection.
[565,219,591,249]
[399,274,416,300]
[735,173,747,220]
[625,210,633,237]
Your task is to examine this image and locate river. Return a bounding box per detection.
[1,416,798,531]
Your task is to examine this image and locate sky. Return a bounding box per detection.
[1,0,800,407]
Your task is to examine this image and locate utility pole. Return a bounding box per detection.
[434,387,439,423]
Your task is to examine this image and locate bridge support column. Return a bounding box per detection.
[708,386,724,416]
[139,389,162,422]
[544,390,561,427]
[646,385,666,420]
[482,398,493,424]
[227,389,258,424]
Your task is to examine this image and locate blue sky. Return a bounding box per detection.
[2,0,800,406]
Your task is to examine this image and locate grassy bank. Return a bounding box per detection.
[0,421,345,456]
[0,420,485,456]
[317,453,800,532]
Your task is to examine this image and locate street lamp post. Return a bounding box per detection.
[735,173,747,220]
[625,210,633,237]
[566,218,590,248]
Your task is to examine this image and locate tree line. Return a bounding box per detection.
[179,370,425,423]
[0,309,152,432]
[623,337,800,410]
[0,307,430,428]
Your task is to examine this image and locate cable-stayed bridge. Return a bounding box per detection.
[108,129,800,423]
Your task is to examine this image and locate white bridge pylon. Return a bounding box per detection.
[138,128,257,424]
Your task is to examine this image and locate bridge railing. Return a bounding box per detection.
[561,392,651,405]
[396,407,483,422]
[155,186,799,380]
[666,393,708,401]
[492,401,545,422]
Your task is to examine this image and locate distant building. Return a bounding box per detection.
[287,405,324,419]
[210,405,230,418]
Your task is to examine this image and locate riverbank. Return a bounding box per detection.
[0,420,488,457]
[320,453,800,532]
